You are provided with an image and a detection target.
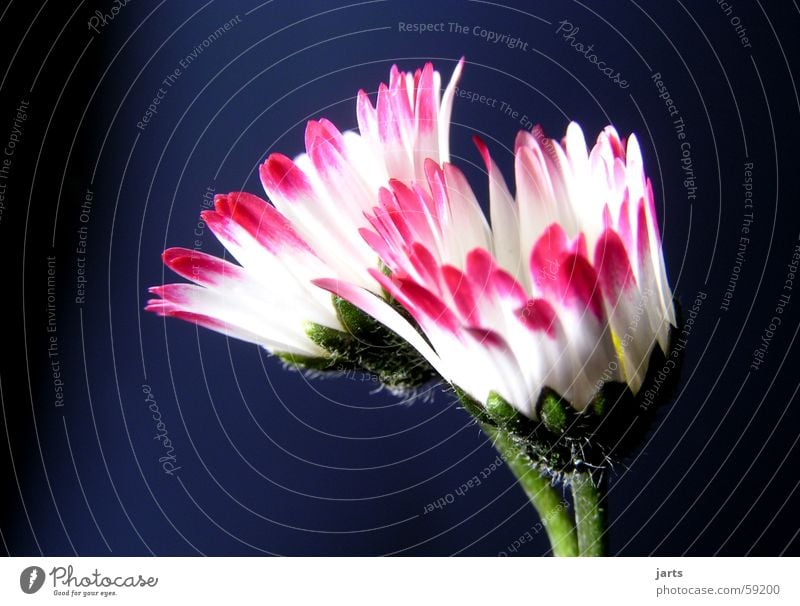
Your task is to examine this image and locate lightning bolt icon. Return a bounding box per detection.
[28,569,38,590]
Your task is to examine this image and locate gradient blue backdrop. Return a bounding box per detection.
[1,0,799,555]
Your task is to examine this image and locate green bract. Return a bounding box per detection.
[277,296,438,393]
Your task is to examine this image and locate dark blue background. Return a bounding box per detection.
[1,0,798,555]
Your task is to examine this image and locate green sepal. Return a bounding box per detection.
[305,322,352,354]
[485,391,519,424]
[333,296,376,337]
[537,388,570,434]
[299,296,438,391]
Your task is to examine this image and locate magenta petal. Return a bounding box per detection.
[144,299,172,314]
[307,128,346,179]
[371,204,406,252]
[463,326,509,351]
[305,118,346,157]
[473,135,491,171]
[388,71,413,133]
[359,227,395,266]
[415,62,437,133]
[491,268,527,307]
[385,207,413,244]
[409,242,442,289]
[594,229,636,300]
[570,232,588,260]
[383,182,417,241]
[388,179,417,211]
[442,265,480,324]
[387,180,437,247]
[147,283,193,306]
[530,223,568,294]
[395,277,460,332]
[214,191,311,254]
[465,248,496,293]
[259,153,313,200]
[389,179,426,218]
[388,64,401,89]
[162,247,243,287]
[377,82,402,145]
[557,253,605,322]
[200,210,241,248]
[423,159,449,222]
[378,186,399,213]
[370,269,459,334]
[606,126,625,160]
[517,298,558,338]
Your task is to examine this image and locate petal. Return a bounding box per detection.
[556,252,605,323]
[530,223,568,295]
[442,265,480,324]
[437,57,464,162]
[474,135,520,279]
[369,269,461,334]
[214,191,311,254]
[414,62,439,170]
[148,284,326,356]
[594,229,653,392]
[517,298,558,338]
[162,247,245,287]
[259,153,314,203]
[594,229,635,299]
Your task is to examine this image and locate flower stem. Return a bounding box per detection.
[570,470,606,556]
[483,424,579,557]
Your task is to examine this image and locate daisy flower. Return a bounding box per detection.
[317,123,677,419]
[148,60,681,556]
[147,61,463,367]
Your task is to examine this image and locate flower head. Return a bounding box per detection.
[322,123,677,420]
[257,60,463,290]
[147,191,338,357]
[148,61,463,370]
[146,61,684,551]
[148,59,678,435]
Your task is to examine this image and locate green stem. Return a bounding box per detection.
[484,424,578,557]
[570,470,606,556]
